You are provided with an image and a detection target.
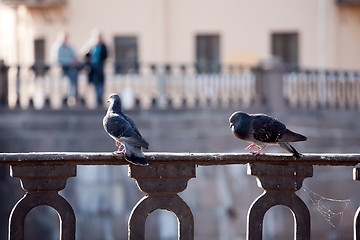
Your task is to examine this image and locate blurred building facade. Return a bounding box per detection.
[1,1,360,240]
[0,0,359,70]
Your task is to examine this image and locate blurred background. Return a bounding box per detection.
[0,0,360,239]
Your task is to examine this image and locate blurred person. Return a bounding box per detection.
[86,29,108,106]
[57,32,80,105]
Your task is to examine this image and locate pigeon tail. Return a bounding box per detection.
[280,129,307,142]
[278,142,302,158]
[125,154,148,165]
[124,143,148,166]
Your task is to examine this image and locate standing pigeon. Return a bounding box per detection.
[103,93,149,165]
[229,111,307,157]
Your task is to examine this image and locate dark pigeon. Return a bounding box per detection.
[103,93,149,165]
[229,111,307,157]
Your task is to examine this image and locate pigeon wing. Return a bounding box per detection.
[121,113,149,148]
[121,132,149,149]
[103,113,135,139]
[104,113,149,149]
[251,115,287,143]
[122,113,143,136]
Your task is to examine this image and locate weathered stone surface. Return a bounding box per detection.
[247,162,313,240]
[128,163,196,240]
[9,164,76,240]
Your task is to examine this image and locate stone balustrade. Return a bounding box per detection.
[3,63,255,110]
[283,70,360,110]
[2,62,360,112]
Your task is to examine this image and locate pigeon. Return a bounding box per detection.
[229,111,307,157]
[103,93,149,165]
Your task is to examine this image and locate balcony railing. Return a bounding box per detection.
[1,152,360,240]
[3,63,255,110]
[1,61,360,112]
[283,70,360,109]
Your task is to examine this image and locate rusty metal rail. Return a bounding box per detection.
[1,152,360,240]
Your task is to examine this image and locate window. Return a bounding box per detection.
[114,36,138,74]
[34,38,45,64]
[196,35,220,73]
[271,33,299,70]
[33,38,48,76]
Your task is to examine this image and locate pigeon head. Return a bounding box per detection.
[229,111,249,128]
[107,93,122,111]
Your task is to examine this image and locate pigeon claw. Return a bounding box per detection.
[250,150,265,155]
[114,149,126,154]
[245,144,260,150]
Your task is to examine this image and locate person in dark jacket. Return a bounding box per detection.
[88,30,108,106]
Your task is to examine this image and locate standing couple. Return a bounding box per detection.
[56,29,107,106]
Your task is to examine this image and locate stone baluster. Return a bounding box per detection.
[353,168,360,240]
[247,162,313,240]
[128,163,196,240]
[9,164,76,240]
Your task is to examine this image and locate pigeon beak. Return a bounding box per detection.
[107,98,111,103]
[229,122,234,128]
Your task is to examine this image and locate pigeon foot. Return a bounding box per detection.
[114,149,126,154]
[245,144,260,150]
[250,150,265,155]
[116,141,122,147]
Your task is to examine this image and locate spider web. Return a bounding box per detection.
[303,185,351,228]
